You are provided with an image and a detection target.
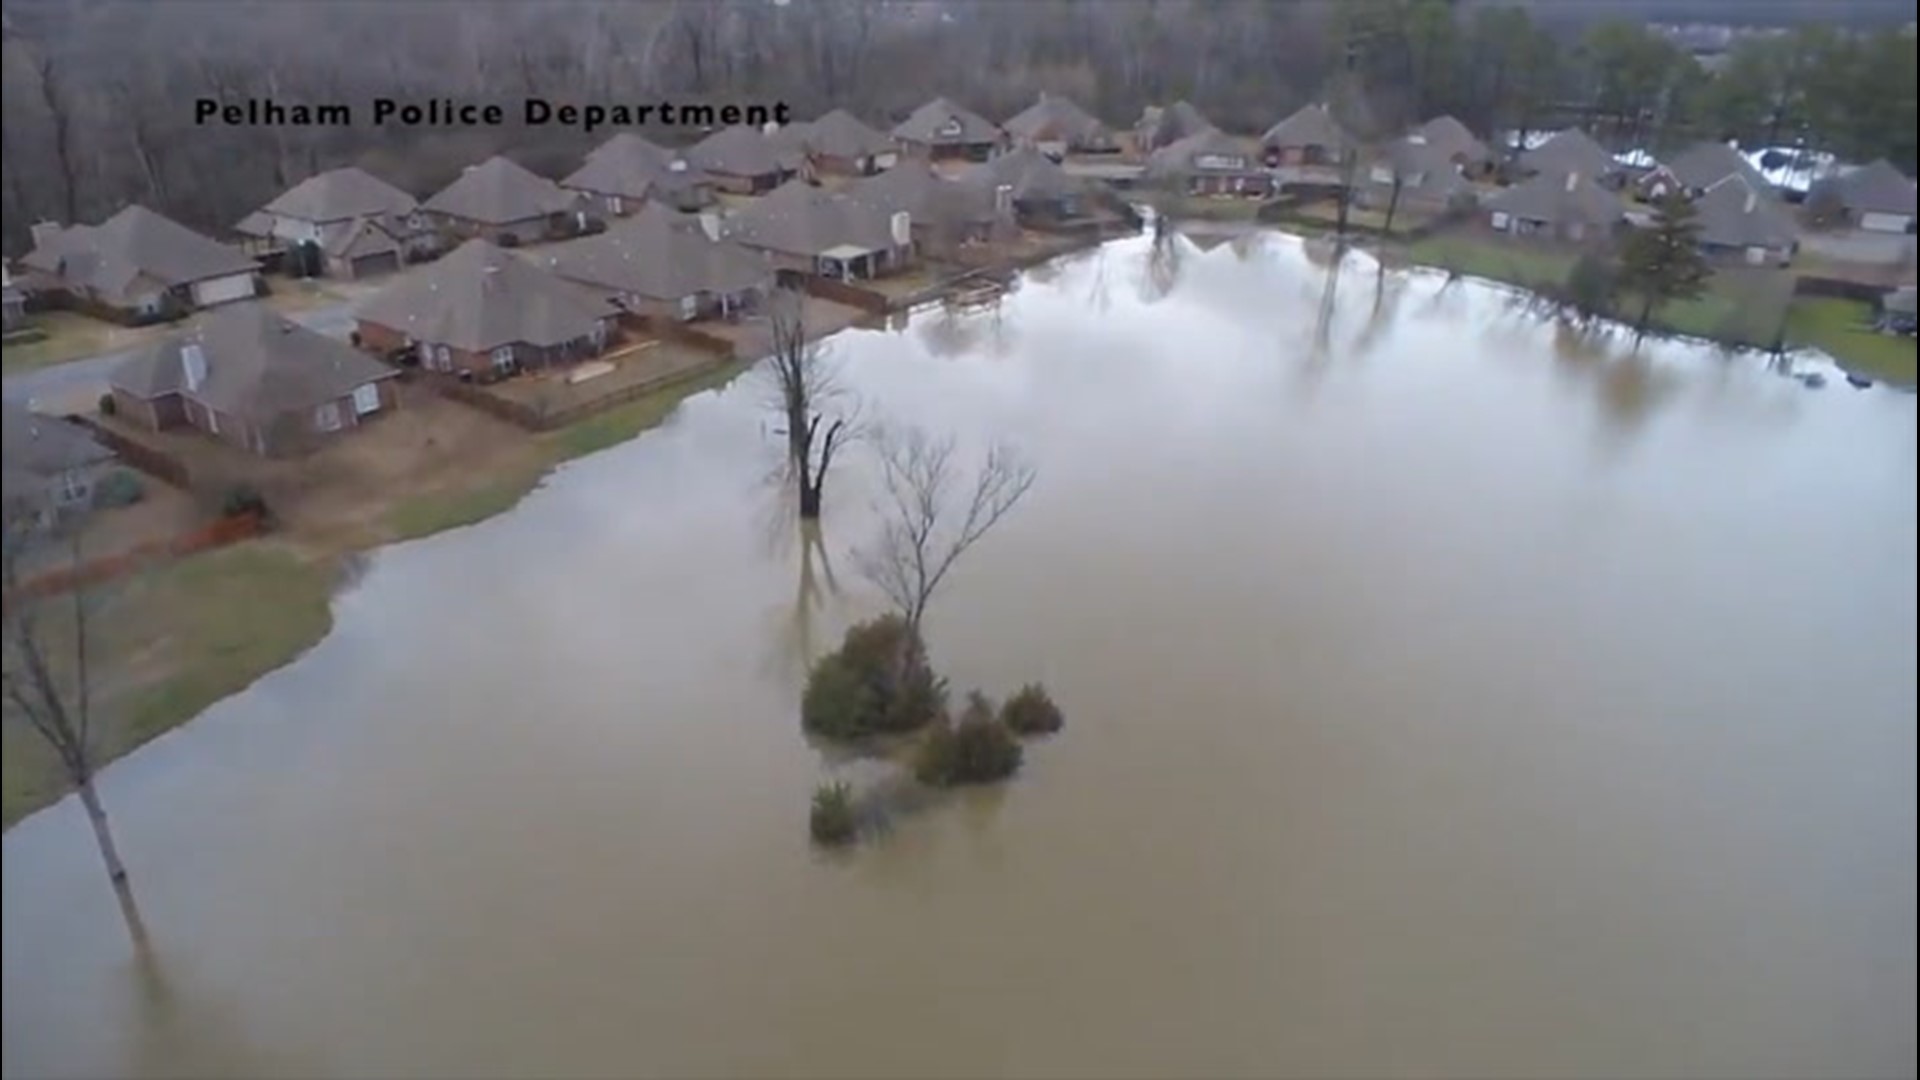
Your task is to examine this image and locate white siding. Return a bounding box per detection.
[191,273,257,308]
[1859,211,1912,234]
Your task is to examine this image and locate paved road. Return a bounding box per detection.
[2,301,357,410]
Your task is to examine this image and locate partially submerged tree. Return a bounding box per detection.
[1,513,145,943]
[854,425,1037,637]
[764,289,856,520]
[1616,194,1712,343]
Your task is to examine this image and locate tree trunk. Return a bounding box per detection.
[798,479,823,519]
[1383,177,1404,235]
[76,776,146,945]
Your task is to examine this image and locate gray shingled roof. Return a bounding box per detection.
[1825,159,1918,215]
[422,156,579,225]
[960,146,1084,201]
[727,180,903,258]
[1262,103,1352,152]
[1146,128,1261,179]
[1139,101,1215,151]
[1003,94,1109,145]
[22,205,258,302]
[1664,141,1769,192]
[845,159,1004,231]
[263,167,417,224]
[801,109,896,160]
[1,401,112,479]
[1693,174,1799,250]
[355,238,616,351]
[1413,115,1491,164]
[892,97,1003,146]
[1485,168,1624,227]
[687,126,804,179]
[564,133,712,201]
[1518,129,1616,180]
[536,204,771,303]
[1368,137,1470,200]
[110,302,395,421]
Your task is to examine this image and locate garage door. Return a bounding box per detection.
[1859,212,1912,234]
[191,273,257,307]
[350,251,401,278]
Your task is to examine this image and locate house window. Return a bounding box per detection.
[1370,165,1394,184]
[55,469,90,506]
[679,295,699,321]
[314,402,344,432]
[434,344,452,371]
[490,346,517,374]
[352,383,383,416]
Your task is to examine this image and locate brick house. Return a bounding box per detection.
[234,166,436,279]
[421,156,585,247]
[891,97,1006,163]
[536,204,773,322]
[563,133,717,216]
[21,206,261,322]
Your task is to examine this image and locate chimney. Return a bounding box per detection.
[1565,171,1580,192]
[181,341,208,392]
[30,221,63,248]
[698,212,723,242]
[890,211,912,247]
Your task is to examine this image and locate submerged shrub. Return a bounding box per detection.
[916,694,1023,787]
[809,781,857,846]
[801,615,946,739]
[1000,683,1065,736]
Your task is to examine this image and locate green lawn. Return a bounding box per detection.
[0,312,122,375]
[1407,233,1576,290]
[1786,299,1918,388]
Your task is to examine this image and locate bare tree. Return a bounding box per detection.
[855,426,1037,635]
[1,514,145,944]
[764,290,856,520]
[31,49,81,223]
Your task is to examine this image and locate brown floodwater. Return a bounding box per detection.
[4,231,1915,1080]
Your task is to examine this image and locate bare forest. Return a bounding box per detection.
[2,0,1915,254]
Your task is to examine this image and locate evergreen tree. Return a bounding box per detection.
[1616,193,1711,341]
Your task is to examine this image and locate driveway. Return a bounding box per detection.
[2,300,358,412]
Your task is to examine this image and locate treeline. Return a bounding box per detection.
[1,0,1913,253]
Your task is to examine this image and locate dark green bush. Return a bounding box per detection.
[809,781,857,846]
[91,470,145,510]
[1000,682,1065,736]
[221,483,269,520]
[97,392,117,416]
[801,615,946,739]
[916,694,1023,787]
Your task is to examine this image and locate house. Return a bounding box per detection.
[1484,168,1625,243]
[1637,141,1769,201]
[354,238,617,381]
[1515,130,1617,186]
[685,125,805,194]
[108,303,399,457]
[1880,284,1916,335]
[1261,103,1354,168]
[1357,137,1474,215]
[1690,175,1799,265]
[1,401,116,533]
[563,133,717,216]
[1409,115,1494,177]
[1810,159,1918,234]
[794,109,900,177]
[421,156,584,246]
[892,97,1005,163]
[726,179,916,281]
[1135,101,1215,155]
[536,204,773,323]
[845,160,1013,256]
[21,206,261,321]
[958,146,1093,224]
[236,166,433,278]
[1002,93,1116,158]
[1145,128,1270,197]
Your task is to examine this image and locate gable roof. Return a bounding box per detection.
[1693,174,1799,250]
[1139,100,1214,151]
[1825,159,1918,215]
[727,179,904,258]
[1262,103,1352,152]
[686,125,803,179]
[1,401,112,480]
[960,146,1084,202]
[892,97,1003,146]
[22,205,257,302]
[1146,128,1261,178]
[564,134,713,201]
[1518,129,1615,180]
[845,159,1005,231]
[1485,168,1624,227]
[1370,137,1470,199]
[263,167,417,224]
[801,109,896,160]
[1411,115,1491,164]
[109,302,394,419]
[422,156,578,225]
[535,204,771,303]
[354,238,616,351]
[1003,94,1109,144]
[1664,141,1769,192]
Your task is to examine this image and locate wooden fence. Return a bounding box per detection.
[4,511,265,604]
[800,274,893,314]
[1793,275,1890,305]
[425,357,732,433]
[73,417,191,489]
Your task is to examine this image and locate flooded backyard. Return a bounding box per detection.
[3,231,1915,1079]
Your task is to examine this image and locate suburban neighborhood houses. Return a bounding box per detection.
[21,205,262,320]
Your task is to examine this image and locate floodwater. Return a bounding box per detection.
[4,230,1915,1079]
